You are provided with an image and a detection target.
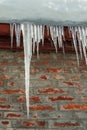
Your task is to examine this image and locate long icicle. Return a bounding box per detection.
[21,23,32,118]
[77,27,83,59]
[81,26,87,64]
[10,23,15,48]
[15,23,21,47]
[71,27,79,66]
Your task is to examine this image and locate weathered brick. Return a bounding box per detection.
[30,105,55,111]
[63,81,74,86]
[46,68,60,73]
[4,112,24,119]
[48,96,74,102]
[17,96,40,103]
[22,121,35,127]
[81,97,87,102]
[35,61,48,66]
[0,75,11,79]
[0,89,25,94]
[0,81,3,86]
[36,121,46,127]
[61,104,87,110]
[0,104,11,110]
[30,68,39,73]
[40,75,49,80]
[0,97,7,102]
[54,122,79,127]
[0,120,12,128]
[53,74,64,80]
[0,104,22,111]
[0,67,6,71]
[38,88,66,94]
[2,61,9,66]
[9,82,15,87]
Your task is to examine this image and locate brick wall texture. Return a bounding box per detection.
[0,49,87,130]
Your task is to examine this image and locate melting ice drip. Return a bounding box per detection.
[10,23,87,118]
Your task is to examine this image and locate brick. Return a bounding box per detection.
[46,68,60,73]
[0,113,2,118]
[81,97,87,102]
[0,81,3,86]
[54,122,79,127]
[5,112,22,119]
[30,68,39,73]
[0,67,6,71]
[63,81,74,86]
[0,104,11,110]
[71,76,80,81]
[0,75,10,79]
[22,121,35,127]
[38,88,66,94]
[35,61,48,66]
[53,74,64,80]
[0,104,22,111]
[17,96,40,103]
[66,60,77,66]
[30,105,55,111]
[0,97,7,102]
[36,121,46,127]
[61,104,87,110]
[0,120,12,128]
[0,89,25,94]
[76,88,87,94]
[63,81,82,87]
[40,75,49,80]
[9,82,15,87]
[48,96,74,102]
[1,121,9,125]
[2,61,9,66]
[18,53,24,58]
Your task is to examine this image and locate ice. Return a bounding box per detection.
[15,23,21,47]
[36,25,40,58]
[10,23,15,48]
[70,27,79,66]
[50,26,58,53]
[21,23,32,118]
[81,26,87,64]
[76,27,83,59]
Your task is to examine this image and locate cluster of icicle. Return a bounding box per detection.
[10,23,87,118]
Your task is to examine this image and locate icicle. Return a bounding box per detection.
[84,27,87,48]
[61,26,65,55]
[37,25,40,58]
[39,25,43,42]
[81,26,87,64]
[58,26,63,48]
[71,27,79,66]
[47,26,50,38]
[61,26,65,41]
[15,23,21,47]
[77,27,83,59]
[21,23,32,118]
[10,23,15,48]
[32,24,36,54]
[42,25,45,46]
[50,26,58,53]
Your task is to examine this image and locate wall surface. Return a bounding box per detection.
[0,49,87,129]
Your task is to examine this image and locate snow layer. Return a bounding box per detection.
[0,0,87,25]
